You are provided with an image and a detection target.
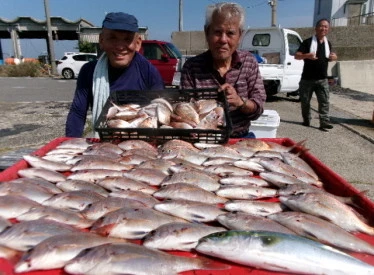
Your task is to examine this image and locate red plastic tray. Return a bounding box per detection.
[0,137,374,275]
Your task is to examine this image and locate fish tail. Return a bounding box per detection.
[194,255,231,271]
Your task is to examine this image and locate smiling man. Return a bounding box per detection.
[65,12,164,137]
[180,2,266,138]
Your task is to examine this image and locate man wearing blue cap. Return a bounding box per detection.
[65,12,164,137]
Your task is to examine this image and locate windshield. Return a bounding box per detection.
[165,42,182,59]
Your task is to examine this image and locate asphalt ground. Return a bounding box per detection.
[0,78,373,201]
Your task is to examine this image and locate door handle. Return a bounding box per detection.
[287,62,291,65]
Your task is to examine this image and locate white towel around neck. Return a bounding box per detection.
[310,35,330,58]
[92,53,110,137]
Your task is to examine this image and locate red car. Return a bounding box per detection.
[139,40,182,87]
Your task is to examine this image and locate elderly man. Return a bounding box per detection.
[180,2,266,138]
[65,12,164,137]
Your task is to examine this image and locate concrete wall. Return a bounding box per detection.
[337,60,374,93]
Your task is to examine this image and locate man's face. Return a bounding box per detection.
[315,20,330,38]
[205,14,242,62]
[99,29,141,68]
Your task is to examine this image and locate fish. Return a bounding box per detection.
[23,155,72,171]
[280,192,374,235]
[194,142,222,150]
[224,200,287,216]
[233,159,266,172]
[215,185,278,200]
[259,158,323,187]
[56,179,109,197]
[192,98,218,114]
[121,148,158,159]
[96,176,156,194]
[269,211,374,255]
[14,233,126,273]
[64,242,229,275]
[119,153,154,165]
[17,167,67,183]
[137,159,175,175]
[173,102,200,124]
[67,169,123,183]
[143,222,226,251]
[154,199,227,222]
[0,216,11,232]
[228,139,271,151]
[123,168,168,186]
[153,183,228,204]
[42,190,105,212]
[151,98,174,113]
[195,108,221,129]
[259,171,309,187]
[198,146,243,159]
[219,175,271,187]
[56,138,93,150]
[217,212,296,234]
[91,206,187,239]
[81,196,148,220]
[156,101,172,125]
[161,170,220,192]
[159,147,208,165]
[107,119,131,128]
[83,142,123,155]
[0,219,80,251]
[70,158,133,171]
[204,164,254,177]
[0,180,55,203]
[117,139,158,152]
[281,151,319,180]
[16,205,93,229]
[196,230,374,275]
[158,139,200,153]
[202,157,238,166]
[109,190,160,207]
[8,177,62,194]
[0,195,41,219]
[65,154,122,165]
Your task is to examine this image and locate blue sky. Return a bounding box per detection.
[0,0,315,59]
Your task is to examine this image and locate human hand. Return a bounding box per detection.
[218,83,243,108]
[329,52,337,61]
[308,52,318,60]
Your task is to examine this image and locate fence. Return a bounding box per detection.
[332,12,374,26]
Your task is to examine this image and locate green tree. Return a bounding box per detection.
[76,41,97,53]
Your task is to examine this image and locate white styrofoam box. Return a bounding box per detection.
[249,110,280,138]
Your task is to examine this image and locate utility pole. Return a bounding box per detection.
[179,0,183,31]
[268,0,277,27]
[44,0,57,75]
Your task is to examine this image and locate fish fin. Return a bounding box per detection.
[91,224,116,236]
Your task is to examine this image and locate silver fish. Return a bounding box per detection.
[0,195,41,219]
[42,190,105,212]
[158,139,200,153]
[280,192,374,235]
[198,146,243,159]
[228,139,271,151]
[204,164,254,177]
[16,205,93,229]
[123,168,168,186]
[0,219,80,251]
[202,157,237,166]
[81,196,148,220]
[281,151,319,180]
[64,242,229,275]
[173,102,200,124]
[219,175,271,187]
[121,148,158,159]
[14,233,125,273]
[65,154,122,165]
[153,183,228,204]
[97,176,156,194]
[67,169,123,183]
[0,216,11,232]
[91,206,187,239]
[156,101,172,125]
[109,190,160,207]
[8,177,62,194]
[71,158,133,171]
[233,159,265,173]
[56,179,109,196]
[216,185,278,200]
[161,170,220,192]
[83,142,123,155]
[224,200,287,216]
[23,154,72,171]
[154,199,227,222]
[0,180,55,203]
[217,212,296,234]
[196,230,374,275]
[143,222,226,251]
[259,171,308,187]
[269,211,374,255]
[160,147,208,165]
[119,153,153,165]
[137,159,175,175]
[56,138,93,150]
[17,167,66,183]
[117,139,158,152]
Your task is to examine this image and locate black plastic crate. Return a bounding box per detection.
[94,88,232,145]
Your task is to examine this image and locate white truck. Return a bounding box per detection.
[239,27,304,96]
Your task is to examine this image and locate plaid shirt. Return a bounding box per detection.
[181,50,266,137]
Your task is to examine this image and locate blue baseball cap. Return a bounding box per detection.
[102,12,139,32]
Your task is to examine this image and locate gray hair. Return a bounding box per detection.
[204,2,245,32]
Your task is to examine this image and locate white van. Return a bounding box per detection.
[240,27,304,96]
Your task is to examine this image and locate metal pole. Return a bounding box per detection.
[269,0,277,27]
[179,0,183,31]
[44,0,57,75]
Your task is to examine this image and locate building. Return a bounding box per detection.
[314,0,374,26]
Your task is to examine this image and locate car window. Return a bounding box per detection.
[73,55,87,62]
[252,34,270,46]
[287,34,302,56]
[86,55,97,62]
[143,44,163,60]
[165,43,182,59]
[61,56,68,61]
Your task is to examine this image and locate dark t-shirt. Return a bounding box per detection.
[297,37,331,80]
